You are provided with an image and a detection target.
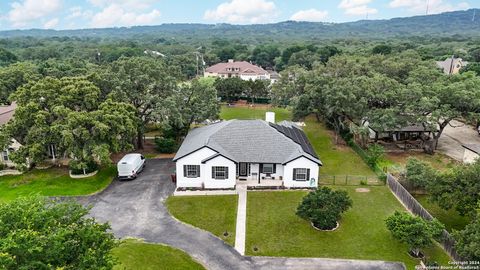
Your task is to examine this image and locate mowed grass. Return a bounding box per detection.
[112,239,205,270]
[220,106,291,122]
[414,195,470,232]
[0,166,116,203]
[246,187,451,270]
[166,195,238,246]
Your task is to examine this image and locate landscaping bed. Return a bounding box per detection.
[0,166,116,203]
[166,195,238,246]
[245,187,450,270]
[112,239,205,270]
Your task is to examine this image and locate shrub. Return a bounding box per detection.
[366,144,384,168]
[296,187,353,230]
[404,158,436,190]
[453,216,480,260]
[154,136,177,153]
[69,159,99,175]
[385,211,444,257]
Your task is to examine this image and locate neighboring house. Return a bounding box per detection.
[462,144,480,164]
[0,103,21,167]
[204,59,271,82]
[436,56,468,75]
[173,113,321,189]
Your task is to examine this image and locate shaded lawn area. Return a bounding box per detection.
[112,239,205,270]
[303,116,376,177]
[166,195,238,246]
[0,166,115,203]
[220,106,291,122]
[246,187,450,270]
[379,152,458,176]
[414,195,470,232]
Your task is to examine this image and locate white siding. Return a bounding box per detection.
[0,139,22,167]
[283,157,319,188]
[463,148,479,164]
[204,156,236,189]
[175,147,217,188]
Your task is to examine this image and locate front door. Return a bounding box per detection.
[239,162,248,177]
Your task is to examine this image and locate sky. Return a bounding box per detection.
[0,0,478,30]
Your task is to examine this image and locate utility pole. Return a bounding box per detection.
[426,0,429,15]
[473,9,476,22]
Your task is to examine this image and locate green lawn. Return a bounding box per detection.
[246,187,451,270]
[112,239,205,270]
[166,195,238,246]
[414,195,470,232]
[379,152,458,176]
[0,166,115,203]
[220,106,291,122]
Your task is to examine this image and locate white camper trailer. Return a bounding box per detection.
[117,153,146,180]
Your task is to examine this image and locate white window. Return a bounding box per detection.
[184,165,200,178]
[293,168,310,181]
[262,163,274,174]
[212,166,228,180]
[2,151,8,161]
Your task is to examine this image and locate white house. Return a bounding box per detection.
[436,56,468,75]
[462,144,480,164]
[173,113,322,189]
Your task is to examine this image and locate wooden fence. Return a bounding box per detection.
[386,174,461,261]
[320,174,384,186]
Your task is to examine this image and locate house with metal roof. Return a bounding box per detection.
[173,113,321,189]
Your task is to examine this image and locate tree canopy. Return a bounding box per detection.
[0,196,117,270]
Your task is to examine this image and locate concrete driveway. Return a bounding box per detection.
[437,120,480,161]
[79,159,405,270]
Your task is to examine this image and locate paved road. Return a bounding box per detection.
[79,159,406,270]
[438,120,480,161]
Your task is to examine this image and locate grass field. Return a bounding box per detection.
[220,106,291,122]
[414,195,470,232]
[246,187,450,270]
[166,195,238,246]
[379,152,458,176]
[0,166,115,203]
[112,239,205,270]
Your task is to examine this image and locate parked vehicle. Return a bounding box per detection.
[117,153,146,180]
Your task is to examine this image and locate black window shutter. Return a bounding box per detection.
[183,165,187,177]
[273,164,276,173]
[259,163,263,173]
[225,167,229,179]
[212,167,215,178]
[307,169,310,180]
[197,165,200,177]
[293,169,297,180]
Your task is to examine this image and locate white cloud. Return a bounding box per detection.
[67,6,93,20]
[88,0,155,10]
[389,0,470,14]
[8,0,62,27]
[339,0,378,16]
[204,0,278,24]
[290,9,329,22]
[90,4,161,28]
[43,18,59,29]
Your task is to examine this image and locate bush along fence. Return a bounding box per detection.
[319,174,384,186]
[386,174,461,261]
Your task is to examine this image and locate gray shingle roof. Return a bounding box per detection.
[173,120,321,165]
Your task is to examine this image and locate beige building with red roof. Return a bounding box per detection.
[204,59,271,81]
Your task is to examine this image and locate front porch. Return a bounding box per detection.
[237,178,284,188]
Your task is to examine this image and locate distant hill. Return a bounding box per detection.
[1,9,479,40]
